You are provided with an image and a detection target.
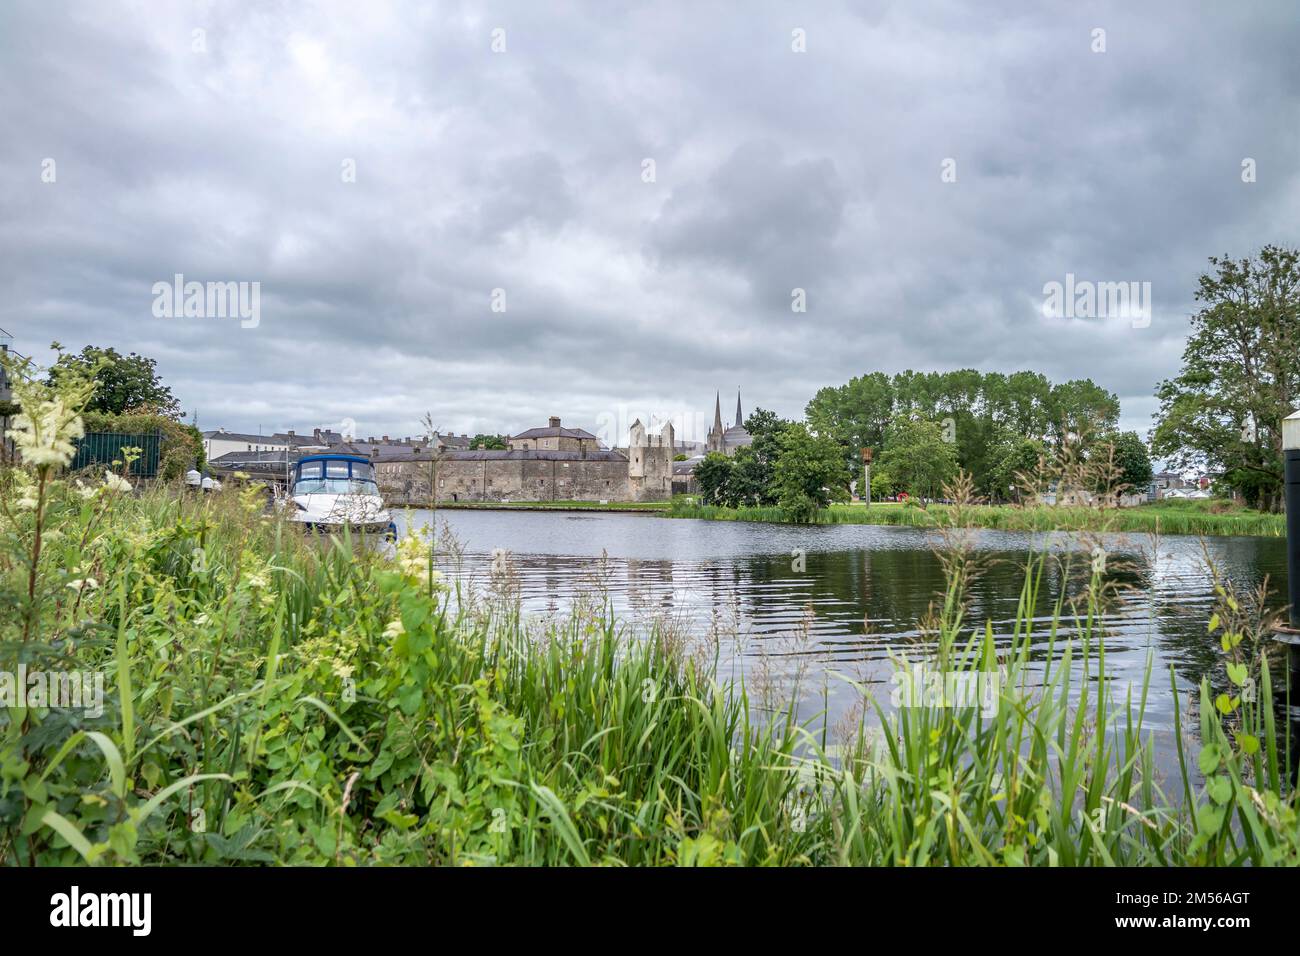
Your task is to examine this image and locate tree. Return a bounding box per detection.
[771,423,852,521]
[877,416,959,502]
[693,453,733,505]
[804,368,1118,494]
[48,346,181,418]
[737,408,793,506]
[1152,247,1300,512]
[985,436,1045,504]
[470,433,507,450]
[1099,431,1153,496]
[1045,379,1121,449]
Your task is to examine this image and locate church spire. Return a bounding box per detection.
[735,389,743,430]
[712,391,723,435]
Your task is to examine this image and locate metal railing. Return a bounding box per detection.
[71,431,163,478]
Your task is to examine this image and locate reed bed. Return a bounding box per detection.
[2,478,1297,866]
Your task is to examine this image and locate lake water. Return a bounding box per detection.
[394,508,1291,761]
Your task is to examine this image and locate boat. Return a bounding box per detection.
[285,454,397,537]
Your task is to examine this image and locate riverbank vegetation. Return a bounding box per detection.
[4,358,1299,866]
[669,497,1286,537]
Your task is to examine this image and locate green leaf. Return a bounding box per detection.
[85,731,127,798]
[1236,733,1260,755]
[40,809,96,863]
[1226,662,1249,687]
[1197,743,1221,775]
[1206,775,1233,805]
[530,784,591,866]
[1207,613,1220,633]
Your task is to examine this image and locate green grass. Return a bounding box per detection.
[668,498,1286,537]
[3,480,1297,865]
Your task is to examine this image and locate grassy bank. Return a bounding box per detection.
[669,497,1286,537]
[402,499,670,513]
[3,474,1297,865]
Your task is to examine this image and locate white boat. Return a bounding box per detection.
[287,454,396,537]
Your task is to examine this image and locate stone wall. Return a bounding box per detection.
[376,455,633,503]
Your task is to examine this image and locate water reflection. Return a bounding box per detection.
[396,509,1288,749]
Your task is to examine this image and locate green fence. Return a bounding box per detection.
[71,431,163,478]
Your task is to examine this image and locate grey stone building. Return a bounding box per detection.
[374,416,674,504]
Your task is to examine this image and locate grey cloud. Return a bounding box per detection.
[1,0,1298,443]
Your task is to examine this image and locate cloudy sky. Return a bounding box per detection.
[2,1,1298,444]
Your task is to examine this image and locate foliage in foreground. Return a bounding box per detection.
[1,355,1296,865]
[0,479,1296,865]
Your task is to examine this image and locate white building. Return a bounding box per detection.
[202,428,291,461]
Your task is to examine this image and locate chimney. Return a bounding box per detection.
[549,416,561,429]
[287,429,295,437]
[382,435,390,442]
[313,428,321,442]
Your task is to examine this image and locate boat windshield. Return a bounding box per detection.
[293,460,380,496]
[292,477,380,495]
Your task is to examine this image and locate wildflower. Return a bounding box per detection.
[103,471,133,493]
[393,531,443,590]
[7,396,85,469]
[331,660,355,679]
[73,480,98,500]
[67,577,99,592]
[244,570,270,590]
[382,619,405,640]
[12,472,40,510]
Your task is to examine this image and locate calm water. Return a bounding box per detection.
[395,508,1289,761]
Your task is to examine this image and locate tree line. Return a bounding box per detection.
[802,369,1151,504]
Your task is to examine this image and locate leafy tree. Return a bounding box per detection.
[1099,431,1153,495]
[877,416,959,501]
[737,408,793,505]
[727,447,769,507]
[804,368,1118,494]
[470,433,507,450]
[693,453,734,505]
[48,345,181,418]
[771,423,852,521]
[985,436,1045,503]
[1152,246,1300,512]
[1045,379,1121,449]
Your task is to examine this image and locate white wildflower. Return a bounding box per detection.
[67,577,99,592]
[103,471,133,493]
[382,619,405,640]
[7,396,85,469]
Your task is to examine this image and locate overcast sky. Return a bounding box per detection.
[2,1,1298,444]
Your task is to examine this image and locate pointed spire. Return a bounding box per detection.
[712,391,723,435]
[735,389,743,431]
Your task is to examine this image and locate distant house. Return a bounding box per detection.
[202,428,291,461]
[508,417,603,453]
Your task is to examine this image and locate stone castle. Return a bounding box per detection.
[373,416,676,503]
